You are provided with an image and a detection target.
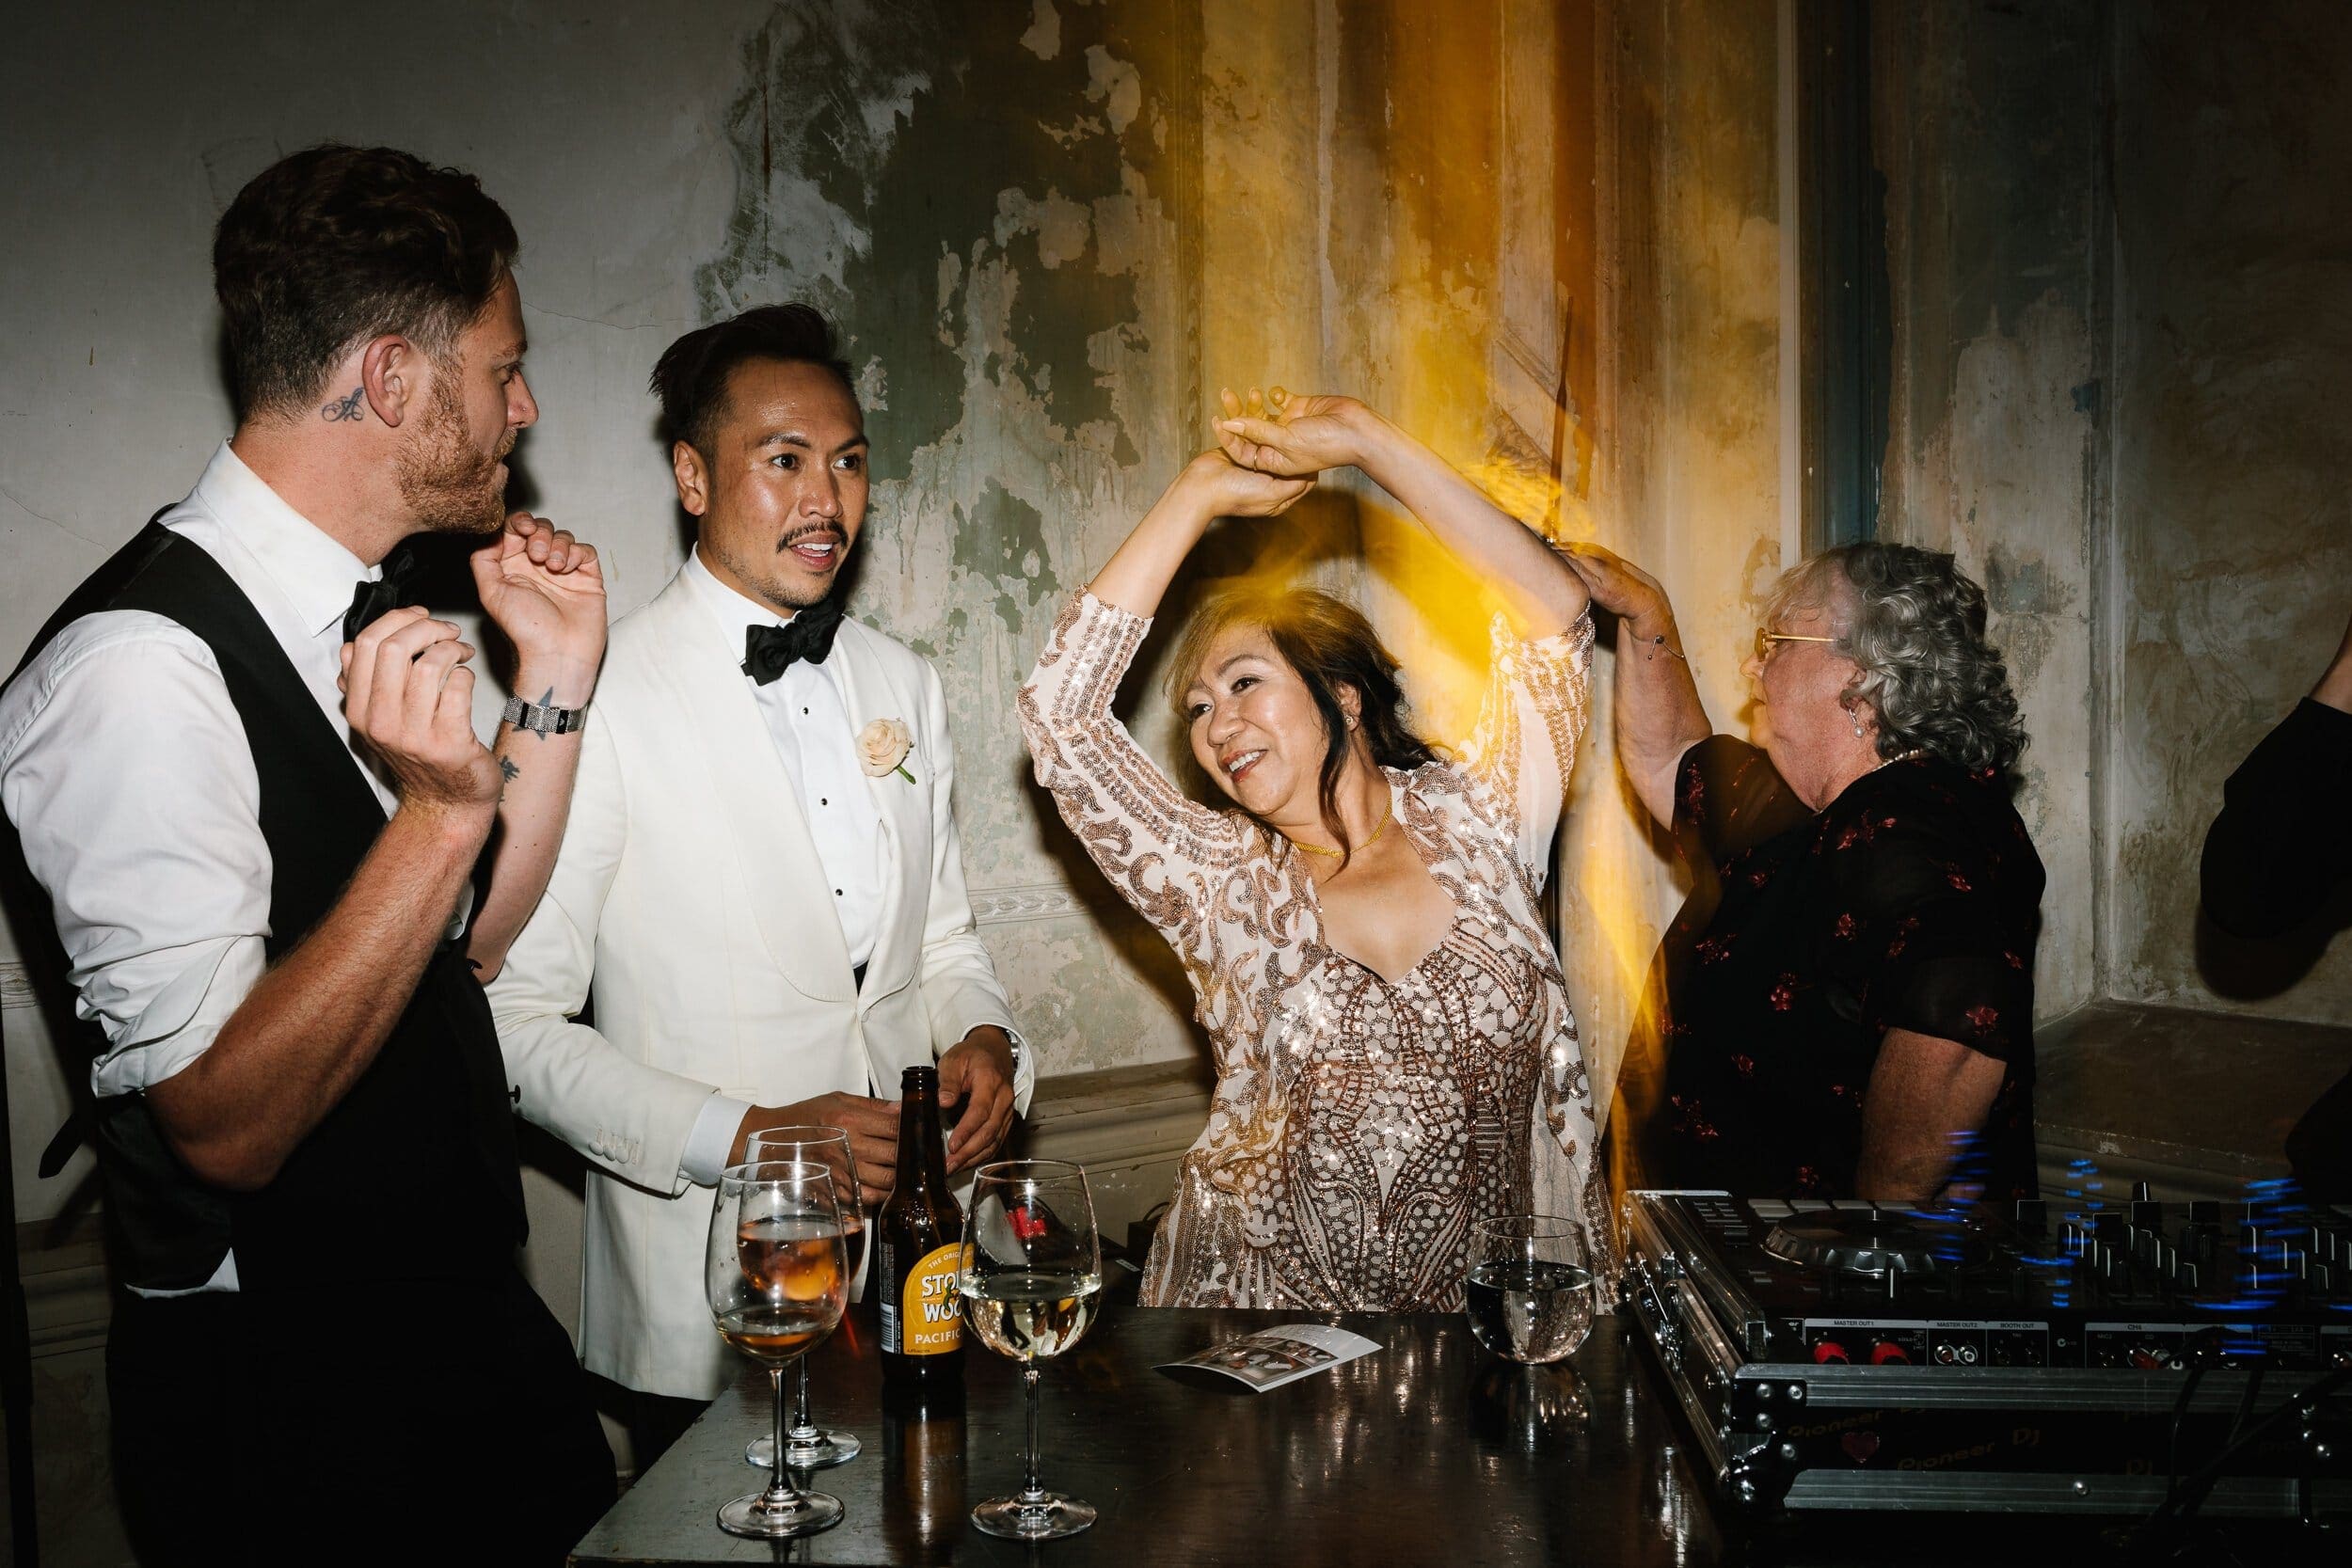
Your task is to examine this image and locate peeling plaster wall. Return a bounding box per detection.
[2106,0,2352,1023]
[3,0,1639,1238]
[1875,1,2106,1025]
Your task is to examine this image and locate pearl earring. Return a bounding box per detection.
[1851,711,1867,738]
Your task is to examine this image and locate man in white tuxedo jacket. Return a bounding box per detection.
[489,305,1028,1452]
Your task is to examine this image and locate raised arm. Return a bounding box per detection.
[151,607,502,1190]
[458,510,608,981]
[1558,543,1712,829]
[1088,448,1312,617]
[1213,389,1588,637]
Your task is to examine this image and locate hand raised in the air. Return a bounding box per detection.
[1556,540,1675,628]
[470,510,608,673]
[1176,448,1314,520]
[1214,386,1370,478]
[339,607,501,817]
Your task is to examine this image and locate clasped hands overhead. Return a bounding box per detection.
[1179,384,1377,518]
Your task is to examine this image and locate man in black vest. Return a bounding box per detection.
[0,147,612,1561]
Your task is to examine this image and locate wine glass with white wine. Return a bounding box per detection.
[740,1126,865,1472]
[706,1159,850,1539]
[958,1159,1104,1540]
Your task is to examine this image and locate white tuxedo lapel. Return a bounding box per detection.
[829,621,928,999]
[640,572,857,1002]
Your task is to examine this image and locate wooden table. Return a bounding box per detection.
[567,1306,2289,1565]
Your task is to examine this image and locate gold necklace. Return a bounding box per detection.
[1288,798,1392,860]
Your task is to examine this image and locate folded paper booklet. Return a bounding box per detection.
[1155,1323,1381,1391]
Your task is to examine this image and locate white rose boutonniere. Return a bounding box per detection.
[857,717,916,783]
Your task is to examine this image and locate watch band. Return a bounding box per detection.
[501,694,588,736]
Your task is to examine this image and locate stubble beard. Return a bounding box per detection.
[707,528,848,616]
[397,370,512,535]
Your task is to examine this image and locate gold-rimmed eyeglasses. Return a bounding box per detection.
[1753,627,1838,662]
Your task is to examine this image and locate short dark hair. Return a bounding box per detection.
[213,145,519,421]
[648,304,859,456]
[1167,584,1438,871]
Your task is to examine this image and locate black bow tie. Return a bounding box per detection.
[343,546,419,641]
[743,597,847,685]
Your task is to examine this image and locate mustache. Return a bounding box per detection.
[776,525,848,552]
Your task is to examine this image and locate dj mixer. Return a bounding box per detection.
[1620,1189,2352,1516]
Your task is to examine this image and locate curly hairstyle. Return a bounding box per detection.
[214,145,519,421]
[1766,542,2028,774]
[1165,584,1437,871]
[648,302,859,457]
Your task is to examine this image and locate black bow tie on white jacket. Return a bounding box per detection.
[741,596,848,684]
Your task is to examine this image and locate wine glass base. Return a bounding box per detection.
[745,1430,862,1469]
[971,1491,1096,1540]
[716,1486,844,1540]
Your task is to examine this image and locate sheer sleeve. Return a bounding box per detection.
[1671,736,1810,868]
[1453,609,1595,882]
[1017,591,1255,950]
[1824,798,2034,1063]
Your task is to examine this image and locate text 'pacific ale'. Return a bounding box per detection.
[877,1065,963,1388]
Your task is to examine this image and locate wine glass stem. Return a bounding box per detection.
[1020,1366,1045,1502]
[790,1354,817,1442]
[764,1367,802,1509]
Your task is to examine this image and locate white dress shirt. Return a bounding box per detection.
[0,442,458,1293]
[675,549,888,1181]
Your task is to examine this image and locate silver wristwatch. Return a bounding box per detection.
[501,694,588,736]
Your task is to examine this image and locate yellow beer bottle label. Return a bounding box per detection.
[899,1243,964,1354]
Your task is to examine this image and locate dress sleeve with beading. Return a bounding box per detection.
[1450,608,1597,891]
[1016,591,1273,991]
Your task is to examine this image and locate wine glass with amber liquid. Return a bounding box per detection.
[959,1159,1103,1540]
[741,1126,865,1472]
[706,1159,849,1539]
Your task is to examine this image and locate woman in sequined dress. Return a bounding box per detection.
[1018,389,1603,1310]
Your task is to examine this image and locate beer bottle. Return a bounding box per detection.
[877,1065,964,1388]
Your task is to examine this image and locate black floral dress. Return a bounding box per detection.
[1621,737,2043,1200]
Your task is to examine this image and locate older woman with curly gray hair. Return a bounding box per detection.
[1569,540,2042,1203]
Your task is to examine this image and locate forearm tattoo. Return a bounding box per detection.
[322,386,365,422]
[499,756,520,783]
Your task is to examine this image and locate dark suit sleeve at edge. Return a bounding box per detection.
[2200,698,2352,939]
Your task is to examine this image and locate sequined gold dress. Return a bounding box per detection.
[1019,590,1605,1310]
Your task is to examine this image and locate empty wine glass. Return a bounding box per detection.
[741,1126,864,1472]
[706,1159,849,1539]
[1465,1214,1598,1363]
[959,1159,1103,1540]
